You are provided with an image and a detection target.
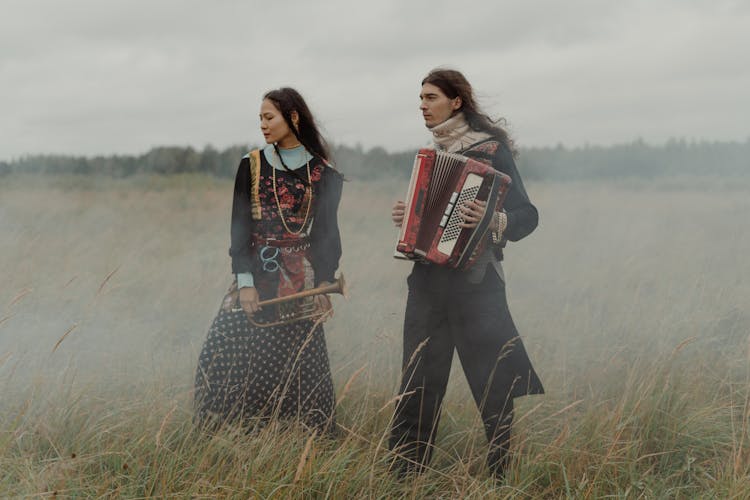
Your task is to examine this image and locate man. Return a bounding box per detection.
[389,68,544,480]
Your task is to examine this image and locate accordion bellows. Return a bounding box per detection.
[395,148,511,269]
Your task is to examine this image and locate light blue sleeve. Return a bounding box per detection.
[237,272,255,289]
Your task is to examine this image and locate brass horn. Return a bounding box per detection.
[230,274,347,328]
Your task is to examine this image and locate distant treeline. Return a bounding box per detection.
[1,139,748,180]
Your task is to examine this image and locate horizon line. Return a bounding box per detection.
[3,136,750,162]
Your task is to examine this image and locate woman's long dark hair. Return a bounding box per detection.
[422,68,516,156]
[263,87,331,171]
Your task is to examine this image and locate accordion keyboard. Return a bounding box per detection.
[436,173,483,255]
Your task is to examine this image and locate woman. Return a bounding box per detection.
[195,87,343,433]
[389,68,544,479]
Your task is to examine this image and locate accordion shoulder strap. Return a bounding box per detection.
[247,149,262,220]
[462,139,500,163]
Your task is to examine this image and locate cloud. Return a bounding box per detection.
[0,0,748,158]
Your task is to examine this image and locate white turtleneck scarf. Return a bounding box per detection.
[429,112,492,153]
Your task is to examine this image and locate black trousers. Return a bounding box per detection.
[389,264,543,476]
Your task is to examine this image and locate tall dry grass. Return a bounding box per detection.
[1,173,749,497]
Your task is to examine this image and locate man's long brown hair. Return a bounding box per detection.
[422,68,516,156]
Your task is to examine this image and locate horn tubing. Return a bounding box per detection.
[256,274,346,307]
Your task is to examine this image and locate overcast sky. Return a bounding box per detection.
[1,0,748,159]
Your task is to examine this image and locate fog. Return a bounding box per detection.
[2,173,748,402]
[2,157,749,494]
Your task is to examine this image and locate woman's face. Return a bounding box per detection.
[419,83,461,128]
[259,99,297,147]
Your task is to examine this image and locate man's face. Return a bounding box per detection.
[419,83,461,128]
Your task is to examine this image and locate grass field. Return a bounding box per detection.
[1,173,749,498]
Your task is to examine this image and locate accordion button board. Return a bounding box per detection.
[437,173,483,255]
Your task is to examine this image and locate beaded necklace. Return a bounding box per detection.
[272,149,313,235]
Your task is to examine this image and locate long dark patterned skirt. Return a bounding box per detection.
[194,307,336,432]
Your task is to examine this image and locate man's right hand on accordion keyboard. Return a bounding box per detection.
[392,201,405,227]
[459,199,488,229]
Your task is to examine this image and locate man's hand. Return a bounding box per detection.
[459,199,488,229]
[392,201,406,227]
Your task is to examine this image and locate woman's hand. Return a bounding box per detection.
[314,281,334,322]
[459,199,488,229]
[239,286,261,316]
[392,201,406,227]
[314,294,333,322]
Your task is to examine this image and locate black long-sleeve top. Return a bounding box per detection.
[490,144,538,243]
[228,154,343,286]
[464,139,538,252]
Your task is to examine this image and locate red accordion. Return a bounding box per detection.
[395,148,511,269]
